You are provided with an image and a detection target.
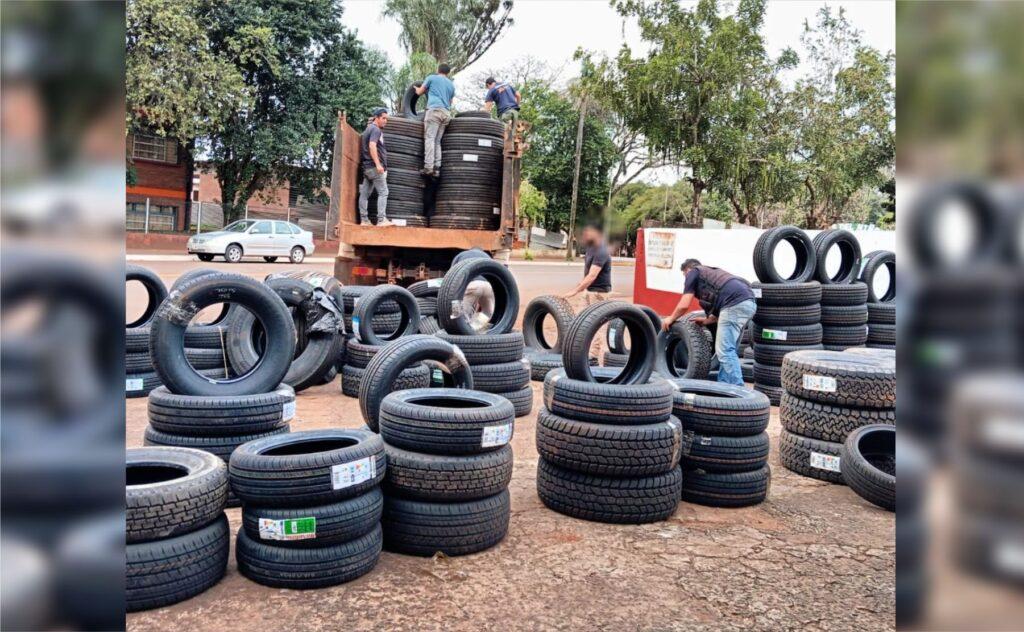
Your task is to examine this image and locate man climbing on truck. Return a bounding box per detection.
[484,77,521,125]
[415,64,455,177]
[358,107,394,226]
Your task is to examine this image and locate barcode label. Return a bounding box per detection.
[259,517,316,541]
[462,154,479,162]
[752,288,762,298]
[282,401,296,421]
[481,422,513,448]
[809,452,841,473]
[802,375,837,393]
[331,457,376,489]
[427,278,443,288]
[760,328,787,341]
[126,378,144,391]
[477,139,492,147]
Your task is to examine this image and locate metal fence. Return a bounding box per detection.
[190,201,334,239]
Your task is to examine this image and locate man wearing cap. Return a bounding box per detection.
[358,107,394,226]
[484,77,521,125]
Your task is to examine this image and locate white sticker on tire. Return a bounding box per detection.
[126,378,144,392]
[802,375,837,393]
[481,422,513,448]
[258,517,316,541]
[331,457,376,489]
[680,392,697,407]
[477,139,493,147]
[752,288,762,298]
[760,328,787,341]
[282,401,296,421]
[427,278,443,288]
[809,451,841,473]
[351,316,362,341]
[391,218,407,227]
[493,207,501,215]
[462,154,479,162]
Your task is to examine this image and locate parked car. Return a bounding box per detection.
[187,220,315,263]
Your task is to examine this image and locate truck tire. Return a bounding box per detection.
[384,443,513,501]
[668,379,770,436]
[812,229,862,284]
[752,343,823,366]
[385,116,423,137]
[821,304,869,326]
[859,250,896,303]
[142,424,291,462]
[779,392,894,443]
[781,349,895,408]
[498,384,533,417]
[536,459,681,524]
[352,285,420,346]
[840,424,895,511]
[779,429,845,484]
[751,281,821,306]
[126,264,167,329]
[441,132,504,151]
[147,384,295,436]
[753,225,816,283]
[679,464,771,508]
[379,388,515,455]
[654,314,714,379]
[820,281,869,306]
[446,117,505,137]
[469,359,530,392]
[385,133,424,156]
[241,487,383,548]
[543,367,673,425]
[428,215,499,230]
[679,431,770,473]
[387,168,427,188]
[235,523,382,588]
[752,303,821,327]
[751,322,823,346]
[435,331,525,364]
[522,295,575,352]
[382,490,510,556]
[437,258,519,336]
[564,301,656,385]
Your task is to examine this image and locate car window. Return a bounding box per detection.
[289,223,302,235]
[249,221,272,234]
[274,221,292,234]
[224,220,255,232]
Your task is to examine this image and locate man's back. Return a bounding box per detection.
[423,74,455,110]
[486,82,519,114]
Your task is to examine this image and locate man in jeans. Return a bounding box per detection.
[483,76,521,125]
[358,107,394,226]
[662,258,757,386]
[415,63,455,176]
[563,223,614,360]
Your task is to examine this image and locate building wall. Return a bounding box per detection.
[126,132,190,232]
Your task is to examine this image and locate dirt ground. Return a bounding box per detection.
[125,260,894,632]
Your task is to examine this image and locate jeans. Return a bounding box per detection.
[358,167,388,223]
[716,299,757,386]
[423,108,451,171]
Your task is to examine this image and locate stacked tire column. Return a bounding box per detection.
[438,331,533,417]
[813,229,869,351]
[750,281,823,405]
[861,250,896,350]
[434,116,506,230]
[370,116,428,226]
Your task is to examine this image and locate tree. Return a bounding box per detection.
[518,179,547,249]
[386,51,438,111]
[464,55,565,108]
[382,0,514,74]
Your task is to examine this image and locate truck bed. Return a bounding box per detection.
[338,221,505,250]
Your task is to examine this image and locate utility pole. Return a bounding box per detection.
[566,93,589,261]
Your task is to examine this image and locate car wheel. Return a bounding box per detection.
[225,244,243,263]
[263,256,278,263]
[197,254,214,262]
[289,246,305,264]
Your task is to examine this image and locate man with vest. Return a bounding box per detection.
[483,77,521,125]
[662,258,757,386]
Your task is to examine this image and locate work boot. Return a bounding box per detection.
[419,167,433,176]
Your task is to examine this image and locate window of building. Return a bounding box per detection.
[126,202,177,231]
[132,134,178,164]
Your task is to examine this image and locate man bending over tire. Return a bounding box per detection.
[662,259,756,386]
[358,107,394,226]
[453,248,495,331]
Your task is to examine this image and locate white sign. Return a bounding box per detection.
[645,231,676,270]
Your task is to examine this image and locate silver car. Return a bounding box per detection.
[187,220,315,264]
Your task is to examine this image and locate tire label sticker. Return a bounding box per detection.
[351,316,362,341]
[493,207,501,215]
[462,154,479,162]
[282,401,296,421]
[126,378,144,392]
[431,368,444,385]
[761,328,787,341]
[450,300,464,317]
[752,288,762,298]
[392,218,407,227]
[477,139,493,147]
[982,415,1024,450]
[427,278,444,288]
[809,451,841,473]
[331,457,376,489]
[678,392,696,407]
[259,517,316,541]
[802,375,837,393]
[481,422,513,448]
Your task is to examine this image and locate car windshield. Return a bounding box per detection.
[223,220,256,232]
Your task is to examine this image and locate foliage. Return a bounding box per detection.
[464,55,565,109]
[519,179,548,227]
[386,51,438,112]
[875,177,895,229]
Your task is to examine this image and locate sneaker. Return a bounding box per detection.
[377,218,395,227]
[432,170,441,177]
[419,168,433,176]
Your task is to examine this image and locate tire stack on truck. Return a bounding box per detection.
[669,381,772,507]
[230,429,386,587]
[778,348,896,485]
[126,447,230,611]
[433,115,506,231]
[535,302,683,524]
[813,229,869,351]
[368,116,428,227]
[861,250,896,350]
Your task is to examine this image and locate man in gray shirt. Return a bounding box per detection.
[564,223,614,357]
[358,107,394,226]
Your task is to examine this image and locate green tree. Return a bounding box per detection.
[386,51,437,112]
[518,179,547,249]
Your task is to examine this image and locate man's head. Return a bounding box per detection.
[485,77,497,88]
[680,258,702,274]
[582,222,604,246]
[371,107,389,127]
[438,63,451,75]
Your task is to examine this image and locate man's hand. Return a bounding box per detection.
[562,290,578,300]
[376,165,385,174]
[661,317,675,332]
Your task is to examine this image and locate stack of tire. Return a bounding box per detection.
[229,429,385,587]
[378,388,514,555]
[653,311,715,380]
[812,229,869,351]
[521,295,576,381]
[438,331,533,417]
[433,114,505,230]
[339,285,403,337]
[778,348,896,485]
[535,301,682,524]
[407,278,444,334]
[669,380,772,507]
[604,305,662,369]
[368,116,428,226]
[126,447,229,611]
[861,250,896,350]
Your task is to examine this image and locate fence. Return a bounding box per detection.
[189,201,336,239]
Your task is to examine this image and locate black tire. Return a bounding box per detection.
[352,285,420,346]
[563,301,656,385]
[821,304,869,326]
[379,388,515,455]
[235,523,382,588]
[867,323,896,345]
[779,429,844,484]
[339,285,401,314]
[263,256,278,263]
[441,132,504,152]
[340,363,430,399]
[345,338,380,369]
[418,315,441,334]
[741,358,754,382]
[197,254,214,262]
[522,295,575,352]
[446,117,505,137]
[679,465,771,508]
[435,331,525,364]
[407,279,442,297]
[751,282,821,306]
[147,384,295,436]
[142,424,291,461]
[603,351,629,367]
[822,324,869,346]
[382,491,510,556]
[126,324,232,352]
[437,258,519,336]
[417,296,437,317]
[536,459,681,524]
[654,314,714,379]
[536,409,682,476]
[840,424,895,511]
[358,335,474,432]
[606,305,663,353]
[498,384,533,417]
[126,447,227,543]
[400,82,425,120]
[812,229,862,284]
[229,429,386,507]
[867,302,895,324]
[669,379,771,436]
[752,303,821,327]
[387,167,427,189]
[126,514,228,612]
[679,431,769,473]
[752,342,823,366]
[469,359,530,392]
[384,443,513,501]
[859,250,896,303]
[753,225,816,283]
[241,487,383,547]
[126,264,167,329]
[528,351,563,381]
[751,322,823,346]
[151,272,295,396]
[543,367,673,425]
[224,243,243,263]
[752,362,781,387]
[820,281,869,306]
[779,392,894,442]
[781,349,895,408]
[385,133,424,157]
[386,115,424,137]
[754,383,783,406]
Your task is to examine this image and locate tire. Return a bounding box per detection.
[151,272,295,396]
[679,465,771,508]
[779,429,844,484]
[441,133,504,152]
[812,229,862,284]
[751,322,823,346]
[126,264,167,329]
[752,362,781,387]
[840,424,895,511]
[417,296,437,317]
[821,304,869,326]
[668,379,771,436]
[753,383,783,406]
[753,226,816,283]
[127,368,228,398]
[197,254,214,262]
[779,392,894,443]
[606,305,663,353]
[407,280,441,298]
[536,459,681,524]
[142,425,291,461]
[446,117,505,137]
[382,491,511,556]
[498,385,533,417]
[437,258,519,335]
[126,324,232,352]
[418,315,441,334]
[751,282,821,306]
[385,133,424,156]
[859,250,896,303]
[820,282,869,306]
[224,244,243,263]
[654,314,714,379]
[345,338,380,368]
[522,295,575,352]
[387,115,424,137]
[340,362,430,399]
[387,168,427,189]
[564,301,656,385]
[126,447,227,543]
[822,325,869,347]
[543,367,673,425]
[752,303,821,327]
[752,343,823,366]
[603,351,629,367]
[289,247,305,264]
[781,349,895,408]
[536,409,683,476]
[741,358,754,382]
[400,82,425,120]
[229,429,386,507]
[146,384,295,436]
[469,359,530,392]
[352,285,420,346]
[867,302,895,324]
[867,323,896,345]
[435,331,525,365]
[528,351,563,381]
[679,431,769,473]
[126,514,229,612]
[379,388,515,455]
[236,523,382,588]
[384,443,513,501]
[340,286,400,314]
[358,335,474,432]
[241,487,383,548]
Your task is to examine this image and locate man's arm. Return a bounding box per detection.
[662,293,694,331]
[514,88,521,104]
[415,77,429,96]
[563,266,602,299]
[368,141,384,173]
[484,101,494,112]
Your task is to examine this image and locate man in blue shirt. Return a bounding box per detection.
[484,77,521,125]
[414,63,455,177]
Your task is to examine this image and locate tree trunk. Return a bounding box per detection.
[690,178,705,226]
[526,219,533,249]
[566,95,588,261]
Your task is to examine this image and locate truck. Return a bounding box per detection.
[328,112,525,285]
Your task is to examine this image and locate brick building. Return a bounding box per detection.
[126,132,191,232]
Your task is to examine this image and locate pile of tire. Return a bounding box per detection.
[407,278,445,334]
[810,229,869,351]
[653,311,715,380]
[535,301,682,523]
[368,116,428,226]
[230,429,385,587]
[438,331,533,417]
[521,295,576,380]
[778,348,896,487]
[861,250,895,350]
[433,115,505,230]
[750,225,825,405]
[126,447,229,611]
[378,388,514,555]
[669,380,772,507]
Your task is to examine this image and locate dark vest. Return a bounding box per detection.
[694,265,749,313]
